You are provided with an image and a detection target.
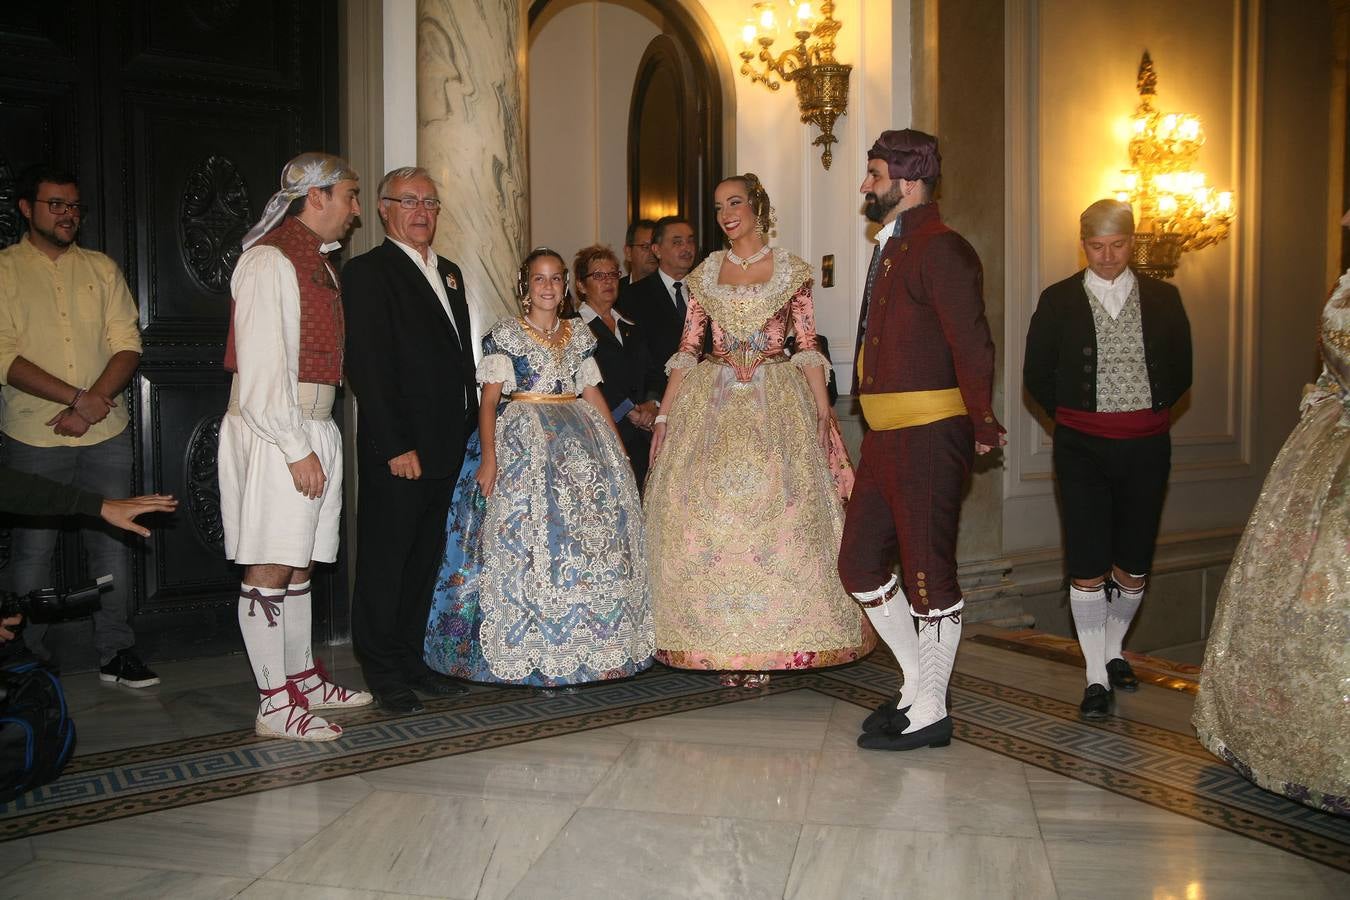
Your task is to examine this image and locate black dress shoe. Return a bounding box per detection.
[1105,658,1139,692]
[407,671,469,696]
[375,687,425,714]
[861,696,911,734]
[857,716,953,751]
[1079,683,1113,719]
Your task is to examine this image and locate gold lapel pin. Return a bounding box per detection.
[882,258,892,275]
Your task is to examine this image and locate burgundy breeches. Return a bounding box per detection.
[838,415,973,613]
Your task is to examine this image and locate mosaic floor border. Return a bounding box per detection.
[2,654,1346,874]
[968,631,1202,694]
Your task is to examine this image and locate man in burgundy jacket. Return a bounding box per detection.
[839,129,1005,752]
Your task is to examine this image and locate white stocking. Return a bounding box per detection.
[1105,580,1144,662]
[1070,583,1109,687]
[855,575,919,709]
[284,579,315,683]
[238,584,287,694]
[903,602,962,733]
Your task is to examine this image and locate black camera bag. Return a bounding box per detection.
[0,661,76,804]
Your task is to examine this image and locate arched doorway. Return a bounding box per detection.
[527,0,731,256]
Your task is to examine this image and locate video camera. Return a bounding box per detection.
[0,575,112,626]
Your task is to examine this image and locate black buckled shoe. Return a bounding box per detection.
[375,687,425,714]
[1105,658,1139,692]
[408,671,469,696]
[1079,683,1114,719]
[857,716,953,751]
[861,696,911,734]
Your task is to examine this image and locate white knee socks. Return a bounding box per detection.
[1070,584,1109,688]
[855,575,920,709]
[238,584,287,692]
[284,579,315,677]
[903,602,963,733]
[1105,580,1144,662]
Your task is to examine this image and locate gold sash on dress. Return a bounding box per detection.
[511,391,576,404]
[855,347,966,429]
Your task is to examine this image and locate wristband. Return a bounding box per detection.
[70,387,85,408]
[654,414,668,425]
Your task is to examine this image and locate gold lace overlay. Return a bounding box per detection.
[685,249,813,340]
[1192,268,1350,811]
[644,357,873,671]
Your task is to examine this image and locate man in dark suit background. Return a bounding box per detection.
[618,218,657,291]
[616,215,698,394]
[340,166,478,713]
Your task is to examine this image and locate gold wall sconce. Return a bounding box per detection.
[1114,51,1235,278]
[738,2,851,170]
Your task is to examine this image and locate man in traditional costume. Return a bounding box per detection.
[1024,199,1191,718]
[218,152,372,741]
[839,129,1004,751]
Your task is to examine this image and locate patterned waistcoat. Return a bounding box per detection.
[224,216,345,385]
[1088,282,1152,412]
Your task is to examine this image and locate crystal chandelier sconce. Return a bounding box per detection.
[1114,51,1235,279]
[738,2,852,170]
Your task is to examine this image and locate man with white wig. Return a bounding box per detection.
[218,151,371,741]
[1023,199,1192,718]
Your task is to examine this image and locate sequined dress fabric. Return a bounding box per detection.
[644,249,874,670]
[423,317,654,686]
[1192,269,1350,814]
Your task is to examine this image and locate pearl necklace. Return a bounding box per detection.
[726,244,771,271]
[523,314,561,337]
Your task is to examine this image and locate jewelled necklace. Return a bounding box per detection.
[726,244,771,271]
[523,313,561,337]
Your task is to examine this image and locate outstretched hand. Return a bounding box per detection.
[100,494,178,537]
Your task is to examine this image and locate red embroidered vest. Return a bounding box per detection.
[224,216,345,385]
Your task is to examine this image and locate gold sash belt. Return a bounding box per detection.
[860,387,967,430]
[511,391,576,404]
[226,376,335,420]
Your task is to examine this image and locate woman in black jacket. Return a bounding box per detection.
[573,244,662,491]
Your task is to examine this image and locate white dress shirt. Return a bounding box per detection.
[579,301,636,346]
[875,217,900,246]
[657,268,684,307]
[391,238,460,342]
[1083,267,1137,320]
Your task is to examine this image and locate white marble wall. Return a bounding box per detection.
[418,0,530,351]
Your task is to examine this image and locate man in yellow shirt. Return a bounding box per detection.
[0,164,152,687]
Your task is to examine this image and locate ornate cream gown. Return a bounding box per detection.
[1192,268,1350,815]
[644,249,874,670]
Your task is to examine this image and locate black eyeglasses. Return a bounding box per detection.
[36,199,87,215]
[381,196,442,211]
[586,270,621,282]
[626,242,651,250]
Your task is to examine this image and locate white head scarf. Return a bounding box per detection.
[241,152,358,251]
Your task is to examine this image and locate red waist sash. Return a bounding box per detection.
[1055,407,1170,439]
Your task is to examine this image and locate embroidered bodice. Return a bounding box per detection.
[670,248,829,380]
[476,316,602,396]
[1307,267,1350,421]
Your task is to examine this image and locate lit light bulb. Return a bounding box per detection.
[796,2,817,31]
[1158,194,1178,216]
[741,18,758,49]
[1115,191,1131,203]
[758,2,777,30]
[1218,192,1233,213]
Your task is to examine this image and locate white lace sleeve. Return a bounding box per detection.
[790,349,830,371]
[477,353,516,394]
[664,351,699,375]
[574,355,603,393]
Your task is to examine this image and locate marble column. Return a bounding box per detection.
[417,0,529,353]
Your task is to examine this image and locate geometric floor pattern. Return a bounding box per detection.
[4,651,1346,875]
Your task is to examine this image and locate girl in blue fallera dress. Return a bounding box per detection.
[424,248,654,687]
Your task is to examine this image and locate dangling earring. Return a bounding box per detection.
[521,295,532,314]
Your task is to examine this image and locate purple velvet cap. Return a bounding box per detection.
[867,129,942,181]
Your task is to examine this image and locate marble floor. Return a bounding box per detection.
[0,632,1345,899]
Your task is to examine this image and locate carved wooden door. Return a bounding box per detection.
[0,1,343,660]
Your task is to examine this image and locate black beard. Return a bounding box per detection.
[31,221,77,248]
[863,185,903,223]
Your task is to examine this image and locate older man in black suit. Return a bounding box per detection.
[341,166,478,713]
[617,215,698,393]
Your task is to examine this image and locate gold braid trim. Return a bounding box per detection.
[685,249,813,340]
